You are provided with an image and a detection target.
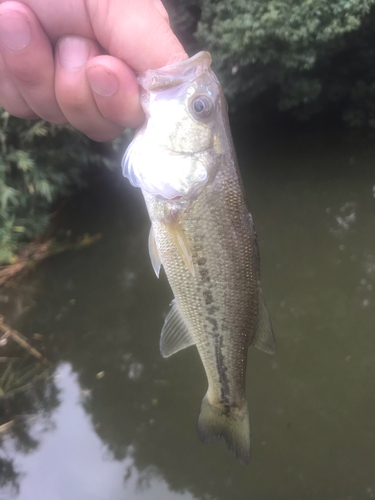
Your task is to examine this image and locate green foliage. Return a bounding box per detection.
[0,108,125,265]
[343,81,375,129]
[167,0,375,125]
[196,0,375,112]
[197,0,372,70]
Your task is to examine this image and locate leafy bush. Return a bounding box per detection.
[0,108,125,264]
[197,0,374,111]
[168,0,375,125]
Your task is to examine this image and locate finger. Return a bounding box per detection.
[152,0,170,24]
[86,55,144,129]
[55,35,124,142]
[0,1,66,123]
[0,51,37,118]
[86,0,188,72]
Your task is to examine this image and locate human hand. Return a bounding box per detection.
[0,0,187,141]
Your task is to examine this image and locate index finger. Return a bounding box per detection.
[86,0,188,72]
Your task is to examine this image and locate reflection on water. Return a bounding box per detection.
[1,126,375,499]
[0,369,60,498]
[1,363,195,500]
[329,201,357,235]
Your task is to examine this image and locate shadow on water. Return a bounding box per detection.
[0,122,375,499]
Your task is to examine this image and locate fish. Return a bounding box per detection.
[122,51,275,465]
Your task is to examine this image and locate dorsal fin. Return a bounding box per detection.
[252,289,276,355]
[160,300,195,357]
[148,225,162,278]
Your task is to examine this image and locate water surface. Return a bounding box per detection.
[1,125,374,500]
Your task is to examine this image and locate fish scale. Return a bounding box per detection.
[123,51,275,464]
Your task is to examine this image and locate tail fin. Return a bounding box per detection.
[197,394,250,465]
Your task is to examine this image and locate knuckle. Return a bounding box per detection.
[0,82,36,118]
[84,125,123,143]
[36,107,67,125]
[57,86,87,112]
[9,62,43,87]
[4,53,53,89]
[2,101,37,119]
[47,114,68,125]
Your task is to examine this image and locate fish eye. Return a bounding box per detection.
[190,95,213,120]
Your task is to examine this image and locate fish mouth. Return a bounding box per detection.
[138,52,213,92]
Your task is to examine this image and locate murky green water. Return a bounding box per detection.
[1,124,375,500]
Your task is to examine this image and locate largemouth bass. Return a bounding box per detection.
[122,52,275,465]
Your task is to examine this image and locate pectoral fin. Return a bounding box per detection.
[160,299,195,357]
[148,226,162,278]
[165,221,195,276]
[252,289,276,355]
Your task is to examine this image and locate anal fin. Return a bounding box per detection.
[252,289,276,355]
[160,299,195,357]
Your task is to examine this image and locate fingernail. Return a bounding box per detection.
[0,11,31,51]
[58,36,89,70]
[87,66,119,97]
